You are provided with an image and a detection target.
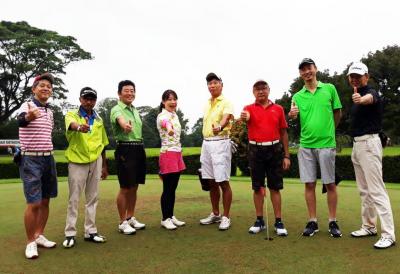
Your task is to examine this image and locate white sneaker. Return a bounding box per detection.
[63,236,75,248]
[374,237,396,249]
[25,241,38,259]
[219,216,231,231]
[171,216,185,227]
[161,218,177,230]
[128,217,146,230]
[351,227,377,237]
[119,220,136,235]
[35,235,56,248]
[200,212,221,225]
[249,220,266,234]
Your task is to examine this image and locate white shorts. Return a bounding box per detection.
[200,138,232,183]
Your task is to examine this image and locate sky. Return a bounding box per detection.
[1,0,399,128]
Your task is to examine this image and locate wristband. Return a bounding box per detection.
[77,125,81,132]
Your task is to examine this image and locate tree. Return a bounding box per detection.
[361,45,400,142]
[50,104,68,149]
[183,118,203,147]
[96,97,118,147]
[0,21,92,123]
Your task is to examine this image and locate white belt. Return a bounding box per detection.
[249,140,279,146]
[353,134,378,142]
[204,136,230,142]
[22,151,53,156]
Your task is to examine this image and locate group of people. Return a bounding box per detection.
[17,58,395,259]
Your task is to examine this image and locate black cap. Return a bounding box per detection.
[253,79,268,87]
[33,73,54,85]
[298,58,316,69]
[206,72,222,82]
[80,87,97,98]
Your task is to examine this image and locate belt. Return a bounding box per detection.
[249,140,279,146]
[204,136,230,142]
[117,141,143,146]
[22,151,53,156]
[353,134,378,142]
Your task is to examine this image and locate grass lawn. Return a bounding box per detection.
[0,176,399,274]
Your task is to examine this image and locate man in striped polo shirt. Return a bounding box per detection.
[17,73,58,259]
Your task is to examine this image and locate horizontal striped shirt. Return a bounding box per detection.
[18,100,54,152]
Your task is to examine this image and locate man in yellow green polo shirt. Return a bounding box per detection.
[289,58,342,238]
[63,87,109,248]
[110,80,146,235]
[199,72,234,231]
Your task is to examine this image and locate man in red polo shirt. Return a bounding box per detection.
[241,79,291,235]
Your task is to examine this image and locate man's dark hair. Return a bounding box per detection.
[118,80,135,94]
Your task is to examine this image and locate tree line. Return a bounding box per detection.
[1,21,400,150]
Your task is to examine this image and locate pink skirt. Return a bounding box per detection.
[159,151,186,174]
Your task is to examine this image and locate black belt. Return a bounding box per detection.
[117,141,143,146]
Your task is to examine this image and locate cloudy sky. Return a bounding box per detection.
[2,0,399,127]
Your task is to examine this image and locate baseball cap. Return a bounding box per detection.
[253,79,268,87]
[33,73,54,85]
[80,87,97,98]
[298,58,316,69]
[206,72,222,82]
[347,62,368,76]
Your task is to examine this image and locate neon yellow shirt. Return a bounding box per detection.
[65,109,109,163]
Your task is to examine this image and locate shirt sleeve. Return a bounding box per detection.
[330,84,342,109]
[110,106,123,127]
[101,125,109,146]
[279,106,288,129]
[17,102,30,127]
[223,100,234,115]
[65,111,78,132]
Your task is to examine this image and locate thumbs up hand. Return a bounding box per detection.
[122,120,132,133]
[212,123,221,135]
[240,110,250,121]
[78,117,90,133]
[289,101,299,119]
[25,102,41,121]
[352,86,362,104]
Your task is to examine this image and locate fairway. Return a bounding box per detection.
[0,176,399,274]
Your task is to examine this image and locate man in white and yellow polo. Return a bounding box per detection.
[63,87,109,248]
[199,72,234,230]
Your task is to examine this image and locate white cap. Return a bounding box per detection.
[347,62,368,76]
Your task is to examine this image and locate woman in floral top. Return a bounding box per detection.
[157,90,186,230]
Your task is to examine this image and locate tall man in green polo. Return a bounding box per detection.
[63,87,109,248]
[110,80,146,235]
[288,58,343,238]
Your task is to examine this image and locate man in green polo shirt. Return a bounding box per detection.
[289,58,343,238]
[110,80,146,235]
[63,87,109,248]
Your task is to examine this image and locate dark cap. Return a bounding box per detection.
[80,87,97,98]
[298,58,316,69]
[253,79,268,87]
[33,73,54,85]
[206,72,222,82]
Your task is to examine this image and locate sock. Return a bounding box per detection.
[257,216,264,222]
[309,218,317,222]
[275,218,282,223]
[329,218,337,222]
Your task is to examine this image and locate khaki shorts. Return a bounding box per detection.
[298,147,336,184]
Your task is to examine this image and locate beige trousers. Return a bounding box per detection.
[351,134,395,240]
[65,157,102,237]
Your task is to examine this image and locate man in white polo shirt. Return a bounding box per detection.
[199,72,234,230]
